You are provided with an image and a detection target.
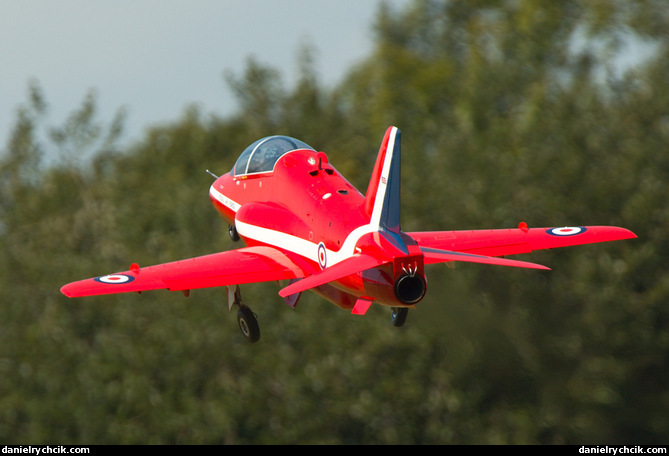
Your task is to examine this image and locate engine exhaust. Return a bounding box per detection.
[394,273,426,304]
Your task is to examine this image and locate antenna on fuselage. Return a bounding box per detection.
[205,169,219,179]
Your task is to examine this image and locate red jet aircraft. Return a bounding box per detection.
[61,126,636,342]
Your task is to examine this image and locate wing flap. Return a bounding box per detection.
[61,246,307,298]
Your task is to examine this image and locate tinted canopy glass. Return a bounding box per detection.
[234,136,315,176]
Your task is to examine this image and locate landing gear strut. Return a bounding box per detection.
[228,285,260,343]
[391,307,409,327]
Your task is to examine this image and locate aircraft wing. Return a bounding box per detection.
[408,225,636,264]
[60,246,308,298]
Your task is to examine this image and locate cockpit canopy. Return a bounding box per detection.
[233,135,315,176]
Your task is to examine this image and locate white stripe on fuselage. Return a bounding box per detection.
[234,218,377,268]
[211,184,365,265]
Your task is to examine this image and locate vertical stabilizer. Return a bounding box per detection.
[363,126,402,234]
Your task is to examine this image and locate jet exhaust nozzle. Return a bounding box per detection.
[394,273,426,305]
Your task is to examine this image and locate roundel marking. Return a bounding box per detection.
[317,242,327,269]
[95,274,135,285]
[546,226,587,236]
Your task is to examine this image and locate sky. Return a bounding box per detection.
[1,0,409,148]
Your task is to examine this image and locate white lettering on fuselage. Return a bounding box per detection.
[210,186,241,212]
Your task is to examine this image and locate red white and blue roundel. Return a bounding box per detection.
[317,242,327,269]
[546,226,587,236]
[94,274,135,284]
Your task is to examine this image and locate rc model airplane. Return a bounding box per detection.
[61,127,636,343]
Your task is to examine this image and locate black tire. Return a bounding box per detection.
[391,307,409,327]
[229,224,240,242]
[237,306,260,343]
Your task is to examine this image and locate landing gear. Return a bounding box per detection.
[391,307,409,327]
[228,285,260,343]
[228,224,240,242]
[237,306,260,343]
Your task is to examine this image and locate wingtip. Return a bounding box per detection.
[622,227,638,239]
[597,226,638,242]
[60,283,76,298]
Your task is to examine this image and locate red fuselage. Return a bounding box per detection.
[211,149,365,253]
[209,146,425,311]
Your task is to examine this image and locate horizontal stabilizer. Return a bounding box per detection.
[421,247,550,270]
[279,254,387,298]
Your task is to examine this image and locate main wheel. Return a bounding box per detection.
[391,307,409,327]
[237,306,260,343]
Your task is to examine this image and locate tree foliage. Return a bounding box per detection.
[1,0,667,444]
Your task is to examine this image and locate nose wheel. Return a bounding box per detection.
[228,224,240,242]
[228,285,260,343]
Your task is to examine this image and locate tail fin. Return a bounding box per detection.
[363,126,402,234]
